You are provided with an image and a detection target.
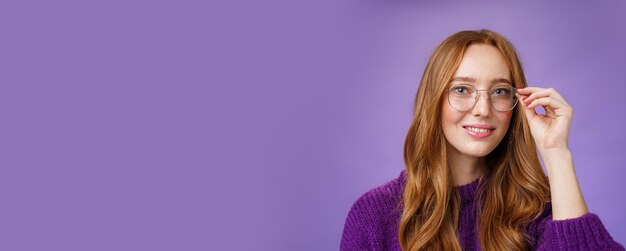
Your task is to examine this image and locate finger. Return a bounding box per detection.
[515,92,529,103]
[544,103,558,118]
[517,87,568,104]
[516,87,541,105]
[547,88,568,105]
[523,89,567,105]
[515,86,544,95]
[524,96,570,116]
[519,96,541,121]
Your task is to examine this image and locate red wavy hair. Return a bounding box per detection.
[398,29,551,251]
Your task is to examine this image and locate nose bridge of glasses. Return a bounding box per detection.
[472,89,492,100]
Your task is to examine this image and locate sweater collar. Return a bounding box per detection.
[456,177,482,204]
[399,170,482,204]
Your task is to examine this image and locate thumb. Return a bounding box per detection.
[517,93,538,122]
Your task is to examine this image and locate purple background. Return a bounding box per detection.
[2,1,625,250]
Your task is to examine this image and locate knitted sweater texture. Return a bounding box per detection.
[340,170,624,250]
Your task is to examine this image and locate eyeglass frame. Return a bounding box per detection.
[445,84,519,112]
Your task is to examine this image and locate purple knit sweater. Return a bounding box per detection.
[341,170,624,250]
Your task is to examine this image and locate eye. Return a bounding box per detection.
[452,86,470,94]
[492,87,511,96]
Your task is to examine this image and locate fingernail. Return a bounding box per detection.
[517,86,524,89]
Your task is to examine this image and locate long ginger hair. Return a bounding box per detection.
[398,29,551,250]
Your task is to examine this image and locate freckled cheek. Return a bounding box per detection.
[497,111,513,130]
[441,99,467,131]
[442,114,465,134]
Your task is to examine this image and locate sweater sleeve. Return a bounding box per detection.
[340,196,373,251]
[527,204,625,250]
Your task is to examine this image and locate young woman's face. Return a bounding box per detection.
[441,44,513,158]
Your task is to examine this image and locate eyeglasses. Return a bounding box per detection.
[447,84,518,112]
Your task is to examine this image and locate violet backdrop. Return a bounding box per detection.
[2,0,625,250]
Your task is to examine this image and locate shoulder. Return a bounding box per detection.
[349,171,405,226]
[340,170,406,250]
[353,171,405,209]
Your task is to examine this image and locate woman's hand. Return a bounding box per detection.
[517,86,589,220]
[515,87,573,152]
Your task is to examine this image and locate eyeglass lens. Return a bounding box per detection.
[448,84,518,112]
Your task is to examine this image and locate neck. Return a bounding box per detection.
[447,143,486,186]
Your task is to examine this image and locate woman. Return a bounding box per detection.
[340,29,624,250]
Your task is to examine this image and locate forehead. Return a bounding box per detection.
[451,44,511,86]
[450,76,511,86]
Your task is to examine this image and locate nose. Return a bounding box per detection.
[471,91,492,117]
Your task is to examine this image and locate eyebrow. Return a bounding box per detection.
[451,76,512,85]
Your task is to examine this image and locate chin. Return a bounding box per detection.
[445,135,503,158]
[457,144,498,157]
[464,150,491,158]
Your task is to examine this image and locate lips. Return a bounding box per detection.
[462,124,495,130]
[462,124,495,138]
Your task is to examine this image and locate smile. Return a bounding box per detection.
[463,126,495,138]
